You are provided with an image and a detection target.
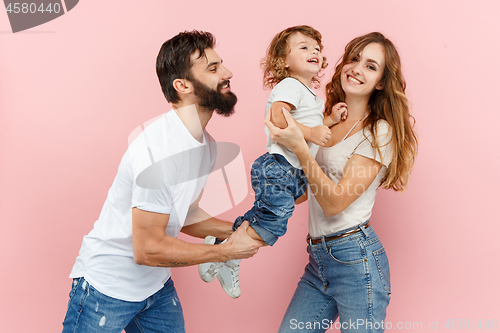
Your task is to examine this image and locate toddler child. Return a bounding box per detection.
[199,25,348,298]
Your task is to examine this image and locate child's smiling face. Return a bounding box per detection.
[284,32,324,86]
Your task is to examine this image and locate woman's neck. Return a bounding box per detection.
[345,96,370,120]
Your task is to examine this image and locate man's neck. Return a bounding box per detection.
[172,103,213,142]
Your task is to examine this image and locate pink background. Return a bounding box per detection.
[1,1,499,332]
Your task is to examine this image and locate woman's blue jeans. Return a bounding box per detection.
[62,277,185,333]
[278,223,391,333]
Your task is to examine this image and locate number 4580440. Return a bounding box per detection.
[6,3,61,14]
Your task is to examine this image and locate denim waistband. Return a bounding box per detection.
[267,153,303,174]
[307,220,372,247]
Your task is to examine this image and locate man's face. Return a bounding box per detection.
[188,48,237,116]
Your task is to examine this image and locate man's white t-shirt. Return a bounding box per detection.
[265,77,324,169]
[308,120,393,237]
[69,110,217,302]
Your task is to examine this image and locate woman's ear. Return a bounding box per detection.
[375,82,384,90]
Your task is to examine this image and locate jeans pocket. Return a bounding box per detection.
[328,245,365,265]
[66,278,80,311]
[68,278,80,299]
[373,247,391,293]
[263,159,290,184]
[256,199,287,217]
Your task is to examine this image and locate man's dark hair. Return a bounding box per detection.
[156,30,215,103]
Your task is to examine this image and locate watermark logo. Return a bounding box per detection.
[129,107,248,218]
[3,0,78,33]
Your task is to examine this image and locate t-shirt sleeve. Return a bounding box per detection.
[352,120,394,167]
[129,148,174,214]
[269,78,303,109]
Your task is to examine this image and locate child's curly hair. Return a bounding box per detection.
[262,25,328,90]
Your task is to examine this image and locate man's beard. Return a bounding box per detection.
[190,77,237,117]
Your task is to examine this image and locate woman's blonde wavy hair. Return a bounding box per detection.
[324,32,418,191]
[262,25,328,90]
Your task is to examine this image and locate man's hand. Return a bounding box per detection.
[220,221,265,260]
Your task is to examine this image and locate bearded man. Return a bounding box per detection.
[62,30,264,333]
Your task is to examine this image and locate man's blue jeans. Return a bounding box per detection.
[62,277,185,332]
[278,223,391,333]
[234,152,307,246]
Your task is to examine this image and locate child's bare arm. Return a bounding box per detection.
[269,101,294,129]
[269,103,331,146]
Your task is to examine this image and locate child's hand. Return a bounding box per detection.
[310,125,332,146]
[330,102,348,124]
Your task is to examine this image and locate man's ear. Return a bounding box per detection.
[173,78,192,95]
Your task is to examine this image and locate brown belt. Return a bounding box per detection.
[307,222,371,245]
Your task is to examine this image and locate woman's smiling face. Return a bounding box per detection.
[341,42,386,98]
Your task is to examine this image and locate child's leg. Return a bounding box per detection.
[234,153,302,246]
[244,225,265,243]
[199,154,303,297]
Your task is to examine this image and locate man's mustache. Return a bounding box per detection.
[218,80,231,92]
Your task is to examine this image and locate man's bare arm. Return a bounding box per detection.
[132,208,263,267]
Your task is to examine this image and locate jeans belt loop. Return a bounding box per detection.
[321,236,328,253]
[360,222,370,238]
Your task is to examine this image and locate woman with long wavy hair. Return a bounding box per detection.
[266,32,418,333]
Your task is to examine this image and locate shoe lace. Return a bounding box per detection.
[226,260,240,288]
[231,266,240,288]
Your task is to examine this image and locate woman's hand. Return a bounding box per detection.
[265,107,309,152]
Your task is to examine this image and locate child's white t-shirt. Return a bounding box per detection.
[69,110,216,301]
[265,77,325,169]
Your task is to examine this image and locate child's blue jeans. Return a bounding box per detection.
[234,152,307,245]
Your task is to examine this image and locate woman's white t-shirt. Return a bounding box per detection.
[308,120,393,237]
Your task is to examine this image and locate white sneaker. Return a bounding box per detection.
[198,236,223,283]
[216,259,241,299]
